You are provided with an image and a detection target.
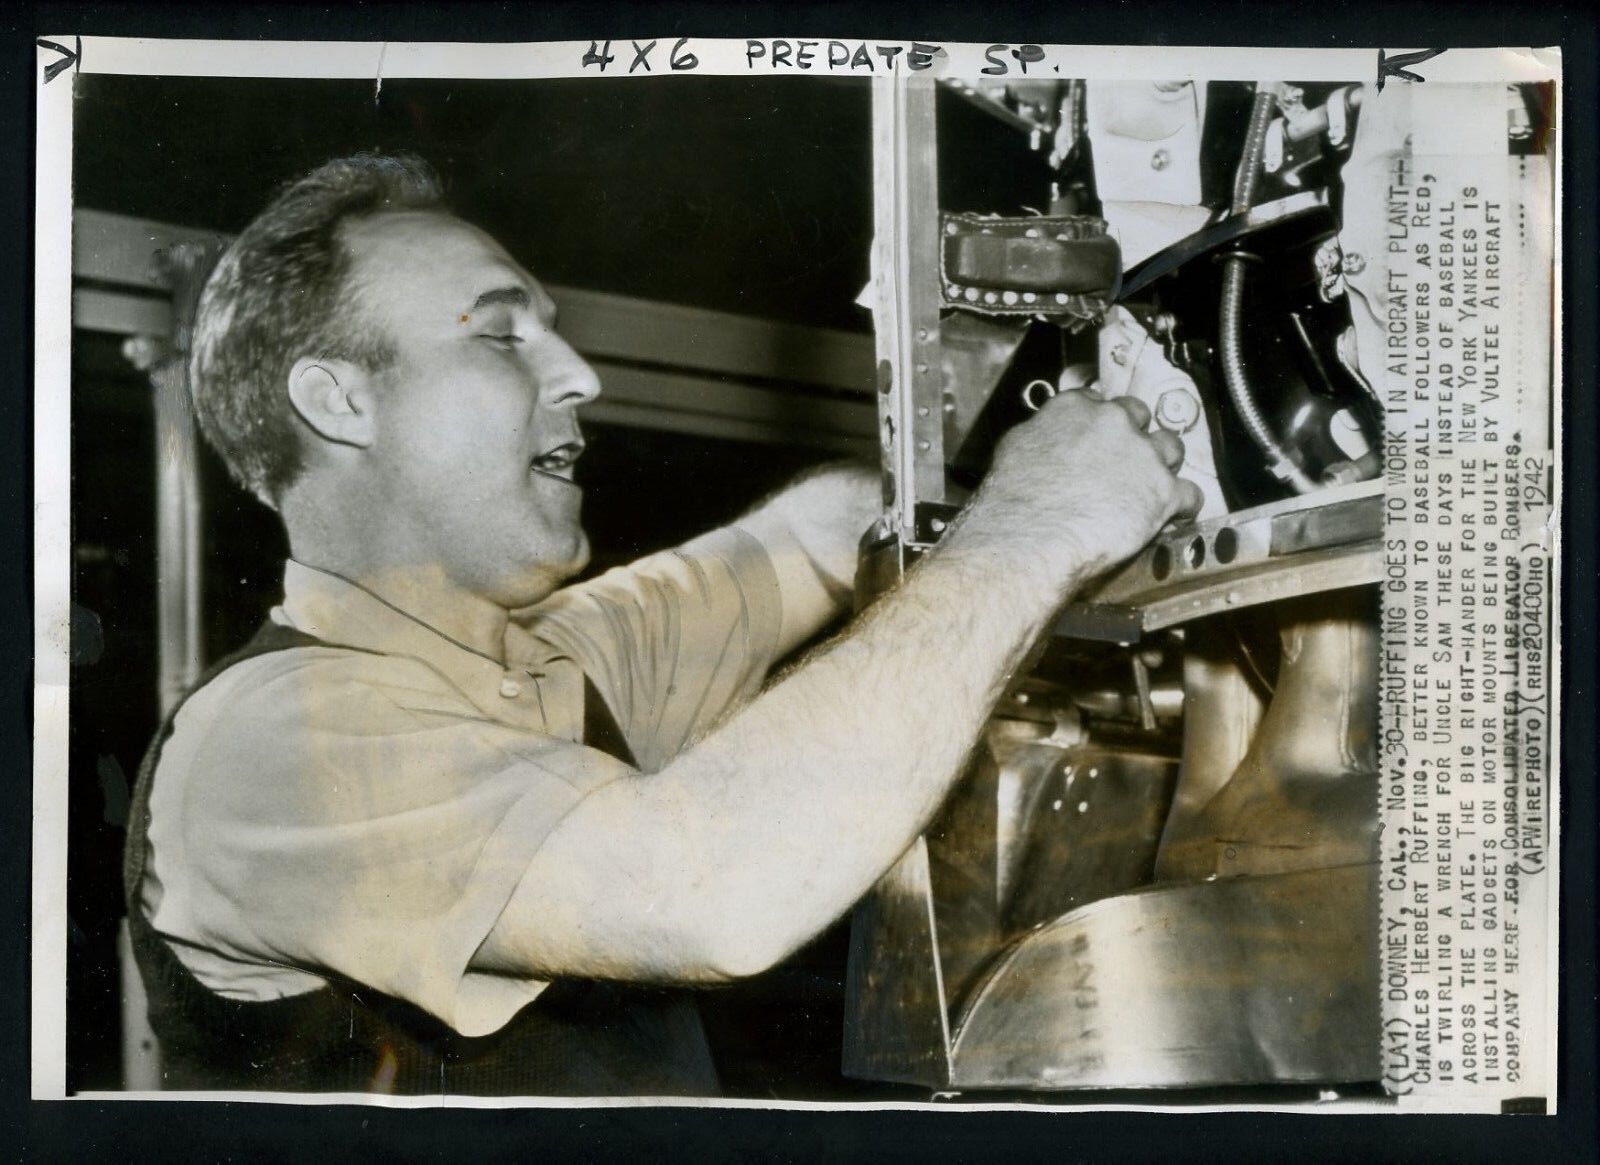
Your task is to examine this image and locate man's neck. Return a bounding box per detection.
[288,551,513,663]
[351,563,513,662]
[282,481,525,661]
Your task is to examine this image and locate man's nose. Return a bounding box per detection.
[543,335,603,407]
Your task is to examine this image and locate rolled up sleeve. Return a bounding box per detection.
[525,526,786,773]
[158,650,631,1037]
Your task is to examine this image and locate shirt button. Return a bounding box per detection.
[498,676,523,699]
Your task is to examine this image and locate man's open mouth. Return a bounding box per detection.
[530,441,585,482]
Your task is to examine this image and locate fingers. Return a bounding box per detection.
[1170,478,1205,522]
[1035,390,1186,482]
[1109,394,1152,432]
[1040,387,1153,435]
[1149,427,1185,471]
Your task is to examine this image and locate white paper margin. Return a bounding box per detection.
[32,36,1563,1111]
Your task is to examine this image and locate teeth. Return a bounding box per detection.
[531,444,582,474]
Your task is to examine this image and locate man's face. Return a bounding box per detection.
[339,211,601,607]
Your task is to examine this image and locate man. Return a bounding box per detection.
[126,153,1200,1095]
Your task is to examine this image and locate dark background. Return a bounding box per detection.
[11,0,1596,1160]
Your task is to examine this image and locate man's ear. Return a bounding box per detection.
[286,357,375,448]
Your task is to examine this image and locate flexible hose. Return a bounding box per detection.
[1229,87,1276,212]
[1219,86,1318,493]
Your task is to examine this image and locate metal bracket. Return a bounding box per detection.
[1058,483,1383,636]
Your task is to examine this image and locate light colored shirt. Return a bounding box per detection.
[141,524,789,1038]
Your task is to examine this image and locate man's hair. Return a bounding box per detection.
[190,153,446,504]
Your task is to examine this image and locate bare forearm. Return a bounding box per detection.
[660,524,1077,968]
[489,505,1079,981]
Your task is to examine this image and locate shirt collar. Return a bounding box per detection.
[271,560,581,731]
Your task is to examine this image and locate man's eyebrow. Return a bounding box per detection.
[468,285,532,313]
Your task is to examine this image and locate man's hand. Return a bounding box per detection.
[964,389,1202,587]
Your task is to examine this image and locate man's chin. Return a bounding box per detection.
[499,535,590,609]
[562,532,592,580]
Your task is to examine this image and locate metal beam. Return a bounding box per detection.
[72,287,171,336]
[73,209,226,292]
[1055,483,1385,638]
[550,286,873,396]
[870,75,946,541]
[588,362,876,453]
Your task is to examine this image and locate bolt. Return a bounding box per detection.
[1155,388,1201,433]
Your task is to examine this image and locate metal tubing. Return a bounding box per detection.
[1219,86,1318,494]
